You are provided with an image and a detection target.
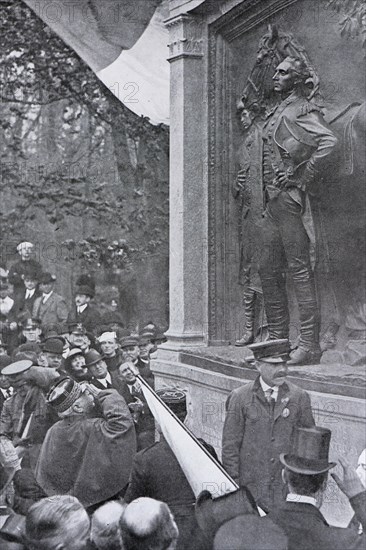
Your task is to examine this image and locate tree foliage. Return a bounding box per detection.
[0,0,169,271]
[328,0,366,50]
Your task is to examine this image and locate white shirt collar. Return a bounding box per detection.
[286,493,318,507]
[0,388,13,398]
[260,377,279,400]
[25,288,35,299]
[77,304,88,313]
[42,291,53,302]
[98,372,112,387]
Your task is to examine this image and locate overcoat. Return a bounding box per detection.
[35,389,136,508]
[32,292,68,329]
[125,438,209,550]
[222,377,315,511]
[268,492,366,550]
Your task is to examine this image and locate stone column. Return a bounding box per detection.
[163,13,207,349]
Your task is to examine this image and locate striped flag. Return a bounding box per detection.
[138,375,239,499]
[23,0,170,123]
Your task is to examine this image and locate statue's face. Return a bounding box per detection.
[273,60,296,93]
[240,109,253,131]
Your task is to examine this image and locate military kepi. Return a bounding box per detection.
[156,388,187,417]
[248,339,290,364]
[47,377,84,413]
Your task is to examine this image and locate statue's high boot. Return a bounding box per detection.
[235,290,256,346]
[288,271,321,365]
[259,271,290,340]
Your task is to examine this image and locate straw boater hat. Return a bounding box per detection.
[280,426,336,475]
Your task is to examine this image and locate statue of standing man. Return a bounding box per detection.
[259,56,337,365]
[233,102,267,346]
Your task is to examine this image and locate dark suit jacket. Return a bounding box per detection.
[268,493,366,550]
[67,305,102,334]
[13,289,42,323]
[222,377,315,511]
[125,439,209,550]
[33,292,69,330]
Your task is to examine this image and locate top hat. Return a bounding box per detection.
[120,334,139,349]
[156,388,187,417]
[84,349,104,368]
[247,339,290,364]
[47,377,84,413]
[41,338,64,355]
[213,515,288,550]
[195,487,258,538]
[76,285,94,298]
[280,426,336,475]
[39,272,56,285]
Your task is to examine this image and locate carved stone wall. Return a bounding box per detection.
[206,0,365,346]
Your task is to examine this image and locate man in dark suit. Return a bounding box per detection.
[67,284,101,334]
[268,426,366,550]
[118,361,155,450]
[0,356,13,414]
[125,388,209,550]
[222,339,315,512]
[13,270,41,324]
[8,241,43,300]
[32,273,68,333]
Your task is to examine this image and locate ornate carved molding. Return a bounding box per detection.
[165,14,204,61]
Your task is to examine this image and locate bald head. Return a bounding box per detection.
[91,501,125,550]
[120,498,178,550]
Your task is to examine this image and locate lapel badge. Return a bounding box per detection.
[281,397,289,405]
[282,407,290,418]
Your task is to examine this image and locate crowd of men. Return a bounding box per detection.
[0,241,365,549]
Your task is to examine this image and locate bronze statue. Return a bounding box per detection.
[259,56,337,365]
[233,103,266,346]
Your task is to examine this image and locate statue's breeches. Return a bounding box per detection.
[259,191,320,349]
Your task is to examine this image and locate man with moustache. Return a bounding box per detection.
[222,339,315,512]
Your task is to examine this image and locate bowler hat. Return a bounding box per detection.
[42,338,64,355]
[16,342,42,355]
[84,349,104,368]
[39,272,56,284]
[280,426,336,475]
[47,377,84,413]
[213,515,288,550]
[248,339,290,364]
[195,487,258,537]
[76,285,94,298]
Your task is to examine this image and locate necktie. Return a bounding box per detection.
[265,388,275,404]
[26,291,30,299]
[6,389,12,399]
[77,306,82,314]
